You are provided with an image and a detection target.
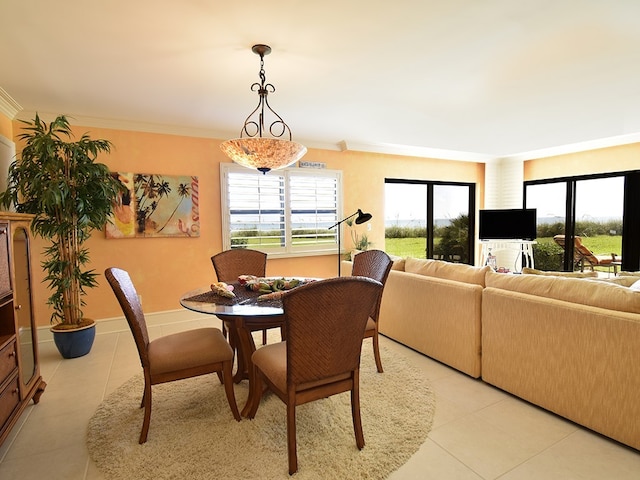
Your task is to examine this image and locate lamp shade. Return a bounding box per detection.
[220,137,307,174]
[355,209,372,224]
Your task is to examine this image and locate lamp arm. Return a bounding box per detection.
[328,211,359,230]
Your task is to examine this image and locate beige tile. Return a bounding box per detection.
[431,392,471,429]
[389,438,484,479]
[431,373,509,414]
[475,396,577,450]
[428,413,542,479]
[0,404,34,461]
[0,445,89,480]
[4,405,95,461]
[500,430,640,480]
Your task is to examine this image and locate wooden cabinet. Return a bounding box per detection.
[0,213,46,447]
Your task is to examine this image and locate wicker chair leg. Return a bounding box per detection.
[372,332,384,373]
[287,401,298,475]
[351,372,365,449]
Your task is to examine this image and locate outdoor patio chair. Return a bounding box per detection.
[553,235,621,273]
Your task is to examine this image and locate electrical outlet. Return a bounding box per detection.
[367,223,372,231]
[138,294,143,306]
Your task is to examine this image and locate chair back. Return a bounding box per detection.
[553,235,599,267]
[282,277,382,386]
[211,249,267,282]
[105,267,151,369]
[351,249,393,320]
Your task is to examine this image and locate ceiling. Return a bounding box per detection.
[2,0,640,160]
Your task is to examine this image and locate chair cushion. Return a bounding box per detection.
[365,317,376,332]
[252,341,288,392]
[253,341,353,393]
[148,328,232,376]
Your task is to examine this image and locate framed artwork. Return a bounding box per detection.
[106,173,200,238]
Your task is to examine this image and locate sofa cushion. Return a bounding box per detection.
[405,258,490,286]
[522,267,597,278]
[485,270,640,314]
[587,275,639,287]
[388,254,406,271]
[619,271,640,277]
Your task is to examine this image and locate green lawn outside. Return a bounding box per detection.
[384,237,427,258]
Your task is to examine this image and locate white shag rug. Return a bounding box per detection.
[87,343,435,479]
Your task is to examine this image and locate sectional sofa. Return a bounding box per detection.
[342,257,640,451]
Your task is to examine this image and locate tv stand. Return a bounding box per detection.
[480,240,536,272]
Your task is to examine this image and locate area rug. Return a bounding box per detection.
[87,343,435,479]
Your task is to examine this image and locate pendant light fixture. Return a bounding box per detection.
[220,44,307,174]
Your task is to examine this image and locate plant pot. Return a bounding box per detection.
[51,322,96,359]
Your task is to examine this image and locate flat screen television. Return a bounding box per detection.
[479,208,537,240]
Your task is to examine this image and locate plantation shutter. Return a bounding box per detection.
[221,164,342,256]
[289,172,339,250]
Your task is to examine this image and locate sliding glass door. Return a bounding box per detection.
[384,179,475,264]
[525,171,634,272]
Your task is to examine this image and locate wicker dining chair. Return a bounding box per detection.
[105,267,240,444]
[211,248,271,344]
[246,276,382,474]
[351,249,393,373]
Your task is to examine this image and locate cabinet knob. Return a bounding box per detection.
[15,304,22,311]
[8,351,15,357]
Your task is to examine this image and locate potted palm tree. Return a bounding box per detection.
[0,114,125,358]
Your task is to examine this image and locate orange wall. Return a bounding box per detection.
[8,121,484,327]
[0,113,12,138]
[524,142,640,180]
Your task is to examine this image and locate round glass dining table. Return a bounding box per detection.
[180,279,313,416]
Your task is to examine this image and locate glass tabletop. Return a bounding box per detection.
[180,278,318,317]
[180,286,283,317]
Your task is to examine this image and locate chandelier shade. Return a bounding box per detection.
[220,44,307,174]
[220,138,307,174]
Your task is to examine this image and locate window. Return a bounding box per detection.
[220,164,342,256]
[384,179,476,264]
[525,170,640,272]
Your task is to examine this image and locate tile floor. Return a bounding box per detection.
[0,314,638,480]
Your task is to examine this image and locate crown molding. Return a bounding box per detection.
[504,132,640,161]
[0,87,22,119]
[338,140,496,163]
[12,109,640,162]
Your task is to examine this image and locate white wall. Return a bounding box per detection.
[0,135,15,196]
[482,157,526,270]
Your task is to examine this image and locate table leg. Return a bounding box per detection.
[235,323,256,385]
[223,319,246,383]
[222,314,285,416]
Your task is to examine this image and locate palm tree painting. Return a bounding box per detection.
[106,172,200,238]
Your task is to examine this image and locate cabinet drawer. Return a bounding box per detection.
[0,341,18,385]
[0,374,20,429]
